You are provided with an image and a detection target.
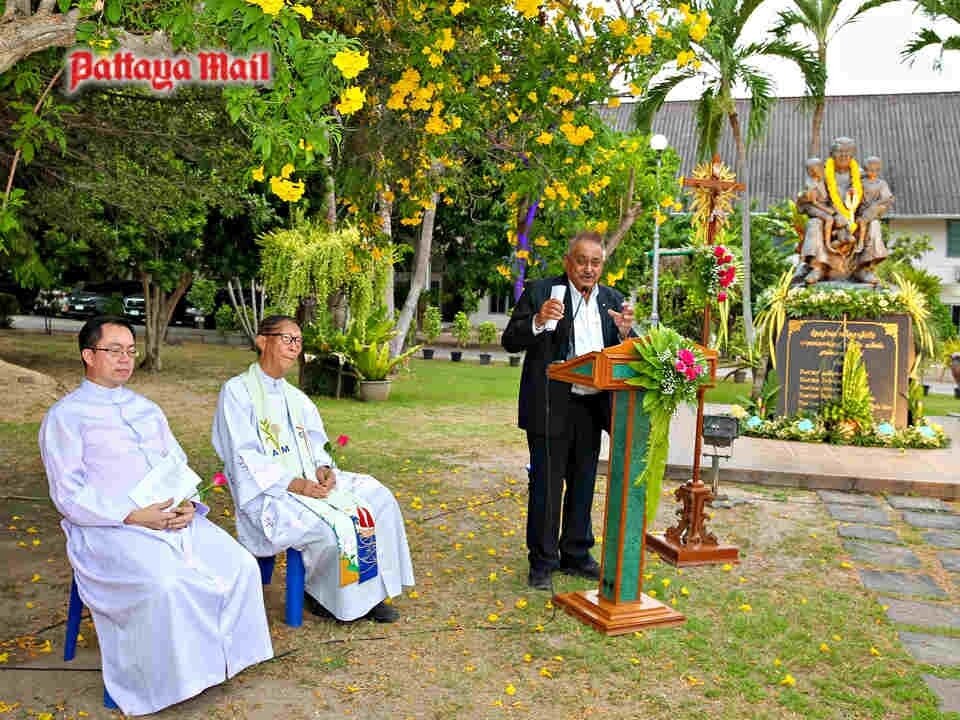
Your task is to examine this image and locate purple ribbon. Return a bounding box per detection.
[514,199,540,300]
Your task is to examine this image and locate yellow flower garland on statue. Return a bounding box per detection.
[824,157,863,232]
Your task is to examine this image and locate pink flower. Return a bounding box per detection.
[677,348,696,366]
[692,364,704,376]
[211,472,228,487]
[713,245,725,259]
[727,266,737,280]
[719,276,732,289]
[684,366,698,381]
[675,360,687,372]
[717,291,728,302]
[336,434,350,447]
[722,254,733,264]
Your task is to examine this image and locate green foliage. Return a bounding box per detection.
[351,340,422,381]
[187,278,218,315]
[421,306,442,344]
[452,311,471,348]
[476,321,498,345]
[215,304,240,332]
[103,292,124,316]
[0,293,20,328]
[826,339,875,439]
[625,326,710,522]
[736,369,780,420]
[908,379,925,424]
[259,222,393,326]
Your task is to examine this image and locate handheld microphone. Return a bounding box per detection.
[544,285,566,332]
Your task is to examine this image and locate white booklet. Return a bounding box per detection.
[128,454,202,509]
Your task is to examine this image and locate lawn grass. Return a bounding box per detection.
[0,330,956,720]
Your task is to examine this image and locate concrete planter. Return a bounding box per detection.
[358,380,392,402]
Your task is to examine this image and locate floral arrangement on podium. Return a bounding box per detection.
[624,326,709,521]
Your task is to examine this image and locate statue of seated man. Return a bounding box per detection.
[794,137,890,285]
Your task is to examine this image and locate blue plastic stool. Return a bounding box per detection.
[65,578,119,710]
[257,548,305,627]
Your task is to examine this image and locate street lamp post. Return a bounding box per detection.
[649,133,668,328]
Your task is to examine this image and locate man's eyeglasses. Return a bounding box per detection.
[259,333,303,346]
[89,347,139,358]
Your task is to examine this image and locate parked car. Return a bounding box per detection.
[63,282,140,319]
[33,289,69,316]
[122,293,205,326]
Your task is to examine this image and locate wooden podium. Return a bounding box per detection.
[548,339,685,635]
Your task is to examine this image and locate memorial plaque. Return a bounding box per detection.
[775,314,912,426]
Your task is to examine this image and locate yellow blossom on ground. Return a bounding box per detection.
[408,590,420,599]
[739,603,751,612]
[0,652,7,663]
[840,561,853,569]
[514,0,540,19]
[523,653,533,662]
[680,586,690,596]
[487,613,500,622]
[536,131,554,145]
[246,0,284,16]
[38,714,54,720]
[251,166,265,182]
[820,643,830,652]
[534,623,545,632]
[515,598,528,609]
[800,596,808,604]
[539,667,553,678]
[721,563,733,572]
[833,634,842,641]
[774,658,782,666]
[31,574,40,582]
[292,4,313,20]
[870,646,881,656]
[488,572,498,582]
[780,674,796,687]
[505,683,517,696]
[451,0,469,14]
[332,49,369,79]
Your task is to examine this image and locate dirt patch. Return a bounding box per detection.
[0,359,67,423]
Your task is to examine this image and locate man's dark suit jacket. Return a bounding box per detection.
[501,274,629,437]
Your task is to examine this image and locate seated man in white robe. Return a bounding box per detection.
[39,316,273,717]
[212,315,415,623]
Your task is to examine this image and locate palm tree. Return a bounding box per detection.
[773,0,891,158]
[902,0,960,68]
[635,0,823,348]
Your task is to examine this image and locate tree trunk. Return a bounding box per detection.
[324,166,336,230]
[728,110,755,348]
[391,189,439,357]
[378,187,395,317]
[809,100,825,159]
[139,271,191,372]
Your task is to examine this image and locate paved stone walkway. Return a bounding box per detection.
[821,489,960,713]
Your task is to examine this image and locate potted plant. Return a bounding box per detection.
[451,311,471,361]
[421,305,441,360]
[351,339,422,401]
[477,321,498,365]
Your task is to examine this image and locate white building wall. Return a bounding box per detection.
[888,218,960,310]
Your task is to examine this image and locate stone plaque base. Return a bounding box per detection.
[552,589,685,636]
[775,314,912,426]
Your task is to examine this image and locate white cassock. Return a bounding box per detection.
[211,365,415,621]
[39,380,273,717]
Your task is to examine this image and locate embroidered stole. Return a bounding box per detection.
[243,364,377,586]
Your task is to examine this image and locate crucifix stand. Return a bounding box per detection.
[645,155,743,567]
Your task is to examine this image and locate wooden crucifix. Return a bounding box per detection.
[645,155,744,567]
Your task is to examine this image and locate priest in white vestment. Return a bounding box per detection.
[212,315,415,623]
[39,316,273,716]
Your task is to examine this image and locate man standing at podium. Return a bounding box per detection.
[502,231,635,591]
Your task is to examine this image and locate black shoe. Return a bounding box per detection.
[528,568,554,591]
[559,558,601,581]
[365,600,400,623]
[304,592,335,619]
